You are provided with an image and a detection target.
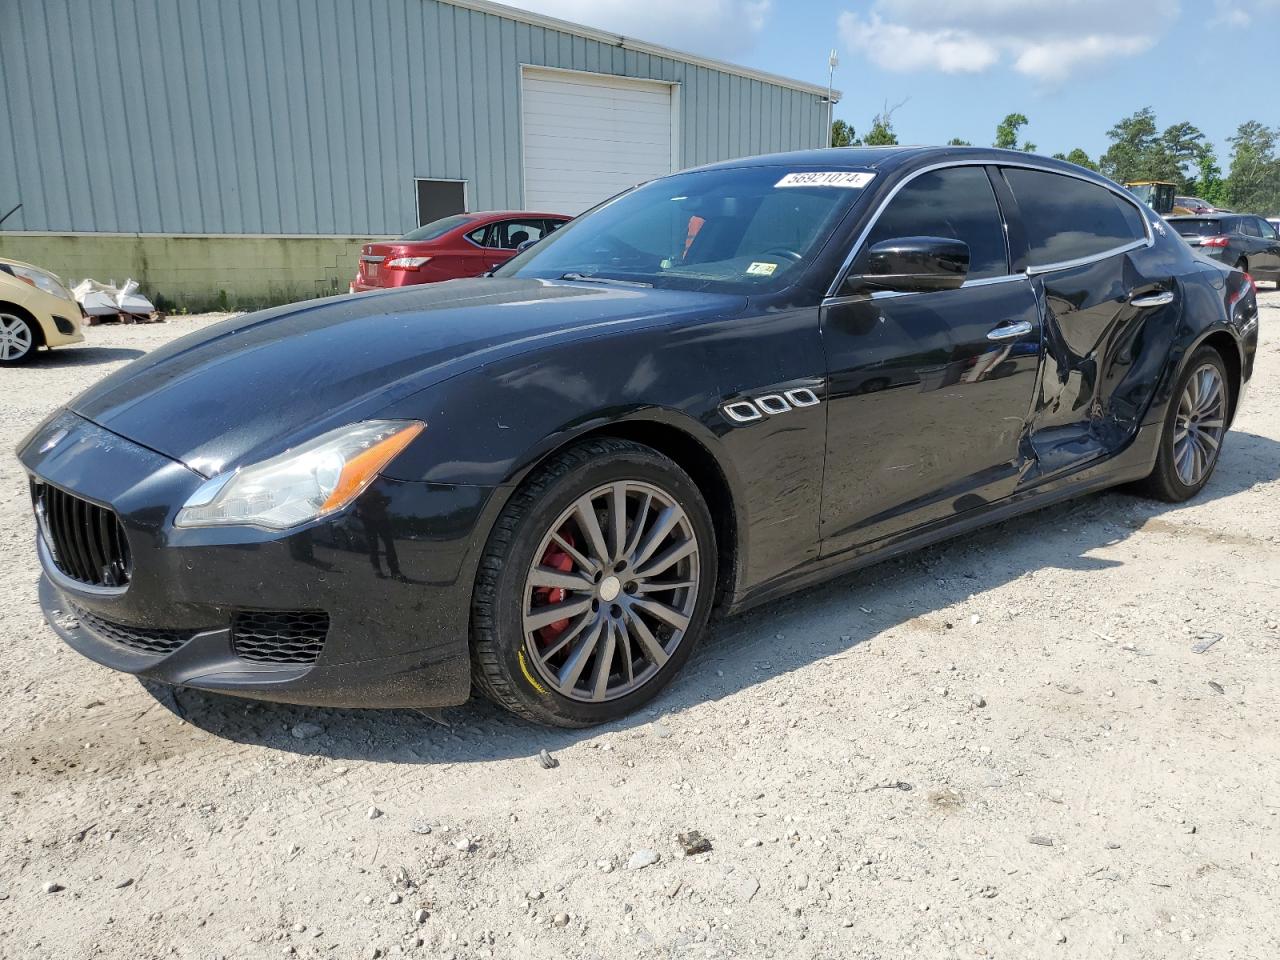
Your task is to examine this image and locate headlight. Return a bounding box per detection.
[7,263,73,302]
[175,420,424,529]
[385,256,431,269]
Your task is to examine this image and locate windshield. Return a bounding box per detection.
[1171,218,1223,237]
[400,214,476,242]
[495,166,871,293]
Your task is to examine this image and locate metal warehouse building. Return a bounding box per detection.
[0,0,835,308]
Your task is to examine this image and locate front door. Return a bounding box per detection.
[819,165,1042,554]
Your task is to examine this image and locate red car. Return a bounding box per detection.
[351,211,569,291]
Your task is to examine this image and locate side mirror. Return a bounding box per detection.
[851,236,969,295]
[515,237,539,253]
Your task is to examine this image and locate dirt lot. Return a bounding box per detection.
[2,293,1278,960]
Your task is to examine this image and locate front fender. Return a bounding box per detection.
[377,305,829,597]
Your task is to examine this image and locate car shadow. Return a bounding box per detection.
[39,345,146,366]
[152,429,1280,764]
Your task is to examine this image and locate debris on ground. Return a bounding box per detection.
[1192,633,1223,654]
[71,278,165,324]
[537,748,559,769]
[676,830,712,856]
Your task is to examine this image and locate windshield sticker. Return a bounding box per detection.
[746,261,778,276]
[775,171,875,189]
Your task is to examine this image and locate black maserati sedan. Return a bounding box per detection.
[20,147,1259,727]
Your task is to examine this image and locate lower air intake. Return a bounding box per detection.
[231,610,329,664]
[72,605,193,656]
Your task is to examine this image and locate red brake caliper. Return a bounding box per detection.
[533,529,576,647]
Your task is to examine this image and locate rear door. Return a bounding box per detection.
[1244,217,1280,275]
[819,164,1042,554]
[998,166,1168,475]
[488,219,555,266]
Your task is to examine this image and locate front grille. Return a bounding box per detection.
[34,482,131,588]
[71,604,193,656]
[232,610,329,664]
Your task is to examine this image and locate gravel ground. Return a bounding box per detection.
[2,294,1278,960]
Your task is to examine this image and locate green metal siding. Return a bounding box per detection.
[0,0,828,236]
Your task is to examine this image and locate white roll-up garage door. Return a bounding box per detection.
[521,67,676,215]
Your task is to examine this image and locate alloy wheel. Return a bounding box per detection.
[1173,362,1226,487]
[522,480,700,703]
[0,313,33,361]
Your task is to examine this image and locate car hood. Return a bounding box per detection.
[70,278,746,476]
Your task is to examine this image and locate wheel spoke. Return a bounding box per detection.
[633,578,697,595]
[623,608,669,667]
[557,618,604,692]
[1176,441,1195,484]
[621,493,652,558]
[1197,418,1224,430]
[1197,429,1220,452]
[538,611,594,660]
[528,565,595,592]
[631,597,690,632]
[608,482,627,562]
[633,535,696,579]
[588,621,618,700]
[573,498,610,565]
[551,532,594,573]
[525,597,593,632]
[617,618,635,684]
[631,505,681,569]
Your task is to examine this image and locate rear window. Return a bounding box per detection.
[400,214,476,242]
[1171,219,1223,237]
[1003,168,1147,267]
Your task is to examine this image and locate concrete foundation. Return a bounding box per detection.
[0,234,393,312]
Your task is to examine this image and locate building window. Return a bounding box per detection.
[415,179,467,227]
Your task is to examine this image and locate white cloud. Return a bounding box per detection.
[1210,0,1280,26]
[499,0,772,57]
[839,0,1177,84]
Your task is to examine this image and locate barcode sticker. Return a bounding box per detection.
[775,171,875,189]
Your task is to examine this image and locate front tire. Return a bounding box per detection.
[1136,346,1230,502]
[0,311,36,365]
[471,438,717,727]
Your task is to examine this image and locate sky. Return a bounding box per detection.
[504,0,1279,165]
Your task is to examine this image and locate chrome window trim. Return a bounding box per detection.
[826,158,1154,299]
[1023,237,1150,276]
[823,272,1026,307]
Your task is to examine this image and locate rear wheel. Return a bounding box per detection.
[471,438,717,727]
[0,311,36,365]
[1136,346,1229,502]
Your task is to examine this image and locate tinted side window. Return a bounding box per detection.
[466,226,490,246]
[1003,168,1146,267]
[494,219,548,249]
[1240,218,1263,238]
[858,166,1008,283]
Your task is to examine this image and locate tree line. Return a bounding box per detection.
[830,107,1280,215]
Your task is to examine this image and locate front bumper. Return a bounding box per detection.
[22,411,502,708]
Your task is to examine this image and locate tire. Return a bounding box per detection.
[470,437,717,727]
[1135,346,1230,502]
[0,310,37,365]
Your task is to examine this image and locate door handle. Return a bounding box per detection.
[986,320,1033,341]
[1129,291,1174,308]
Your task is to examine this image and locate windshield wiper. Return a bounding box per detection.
[559,272,653,288]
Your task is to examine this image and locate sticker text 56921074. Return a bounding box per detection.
[775,171,876,189]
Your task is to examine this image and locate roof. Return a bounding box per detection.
[689,145,1099,177]
[446,0,838,100]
